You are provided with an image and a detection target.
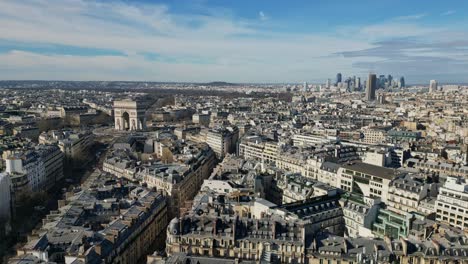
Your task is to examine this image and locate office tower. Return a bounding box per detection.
[399,76,405,88]
[346,78,351,92]
[429,80,438,93]
[303,81,308,92]
[355,77,361,90]
[336,73,342,85]
[326,79,331,88]
[379,75,386,88]
[387,74,393,87]
[366,73,377,101]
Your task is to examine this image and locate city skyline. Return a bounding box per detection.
[2,0,468,83]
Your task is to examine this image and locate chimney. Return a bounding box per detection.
[179,217,183,236]
[400,237,408,256]
[213,219,217,235]
[431,239,440,255]
[94,244,102,256]
[272,221,276,239]
[384,236,392,252]
[106,233,117,243]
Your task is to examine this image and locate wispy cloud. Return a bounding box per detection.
[393,13,428,21]
[441,10,456,16]
[259,11,268,21]
[0,0,369,82]
[0,0,468,82]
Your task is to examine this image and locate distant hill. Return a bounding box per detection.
[201,81,238,86]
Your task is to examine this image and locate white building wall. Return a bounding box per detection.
[362,152,385,167]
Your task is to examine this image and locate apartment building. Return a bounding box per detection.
[435,176,468,231]
[192,113,210,126]
[14,173,168,264]
[292,133,336,147]
[138,146,216,217]
[103,155,137,180]
[387,174,436,215]
[205,126,239,159]
[5,151,45,192]
[238,135,278,164]
[340,194,380,238]
[361,127,390,144]
[337,162,399,203]
[4,145,64,199]
[35,144,64,190]
[39,130,94,167]
[406,157,468,177]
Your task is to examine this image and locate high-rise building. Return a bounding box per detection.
[387,74,393,87]
[379,75,386,88]
[325,79,331,88]
[303,81,308,92]
[399,76,405,88]
[355,77,361,90]
[336,73,342,85]
[366,73,377,101]
[429,79,438,93]
[345,78,352,92]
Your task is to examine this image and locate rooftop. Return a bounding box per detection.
[342,161,398,180]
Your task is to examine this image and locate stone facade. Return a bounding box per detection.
[114,100,147,131]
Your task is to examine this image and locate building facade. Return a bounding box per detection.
[205,127,239,159]
[435,176,468,231]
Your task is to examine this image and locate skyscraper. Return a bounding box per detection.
[326,79,331,88]
[303,81,308,92]
[399,76,405,88]
[366,73,377,101]
[345,78,351,92]
[379,75,386,88]
[355,77,361,90]
[336,73,342,85]
[429,80,438,93]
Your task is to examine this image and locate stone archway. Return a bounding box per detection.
[113,99,147,131]
[122,112,130,130]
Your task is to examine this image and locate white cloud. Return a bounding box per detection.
[358,22,443,41]
[0,0,375,81]
[441,10,456,16]
[393,13,428,21]
[0,0,467,82]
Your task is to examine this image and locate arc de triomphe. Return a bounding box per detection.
[113,99,147,131]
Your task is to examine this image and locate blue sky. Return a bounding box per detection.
[1,0,467,83]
